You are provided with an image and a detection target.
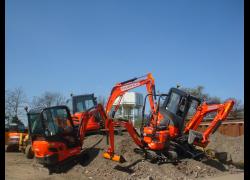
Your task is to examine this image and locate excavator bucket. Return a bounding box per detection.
[188,130,203,144]
[185,100,234,148]
[103,152,126,163]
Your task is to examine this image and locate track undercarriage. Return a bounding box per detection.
[133,135,206,165]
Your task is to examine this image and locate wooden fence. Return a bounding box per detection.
[197,119,244,137]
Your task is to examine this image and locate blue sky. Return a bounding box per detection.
[6,0,244,105]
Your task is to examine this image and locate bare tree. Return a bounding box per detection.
[206,96,221,104]
[181,85,221,103]
[5,87,27,125]
[31,91,66,108]
[224,97,244,119]
[181,86,207,100]
[181,85,222,119]
[181,85,244,120]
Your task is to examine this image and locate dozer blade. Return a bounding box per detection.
[103,152,126,163]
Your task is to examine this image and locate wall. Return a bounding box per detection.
[197,120,244,137]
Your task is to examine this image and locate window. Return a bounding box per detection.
[166,92,181,114]
[42,107,73,136]
[75,99,94,112]
[28,113,44,135]
[85,99,94,110]
[178,97,187,115]
[187,100,199,118]
[66,99,73,114]
[76,102,85,112]
[42,110,58,136]
[73,95,96,113]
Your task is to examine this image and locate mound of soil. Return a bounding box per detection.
[206,132,244,164]
[5,131,244,180]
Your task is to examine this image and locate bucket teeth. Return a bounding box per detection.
[119,155,126,163]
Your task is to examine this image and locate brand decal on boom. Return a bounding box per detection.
[121,83,140,91]
[207,105,218,111]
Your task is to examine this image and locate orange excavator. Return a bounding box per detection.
[102,74,235,163]
[67,93,104,131]
[102,73,158,161]
[6,123,28,152]
[26,104,108,167]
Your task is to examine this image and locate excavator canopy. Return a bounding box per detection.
[158,88,201,132]
[27,106,76,138]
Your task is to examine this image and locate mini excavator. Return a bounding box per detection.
[66,93,104,131]
[103,74,235,163]
[26,104,107,167]
[24,94,106,165]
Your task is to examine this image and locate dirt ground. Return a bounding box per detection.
[5,131,244,180]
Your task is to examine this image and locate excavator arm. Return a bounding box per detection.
[184,100,234,147]
[78,104,108,146]
[105,73,157,118]
[103,73,157,162]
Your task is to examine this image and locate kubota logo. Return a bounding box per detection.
[207,105,218,111]
[121,82,140,91]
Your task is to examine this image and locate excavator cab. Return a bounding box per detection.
[157,88,201,136]
[66,94,103,131]
[140,88,202,151]
[27,106,81,166]
[142,88,201,137]
[72,94,97,114]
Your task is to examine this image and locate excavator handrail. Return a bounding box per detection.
[141,93,169,135]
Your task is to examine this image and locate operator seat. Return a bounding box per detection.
[55,117,79,148]
[157,107,185,135]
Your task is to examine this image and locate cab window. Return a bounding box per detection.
[28,113,44,135]
[85,99,94,110]
[42,107,73,136]
[187,99,200,118]
[166,92,181,114]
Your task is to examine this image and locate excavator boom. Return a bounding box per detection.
[105,73,156,118]
[78,104,108,144]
